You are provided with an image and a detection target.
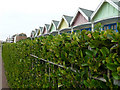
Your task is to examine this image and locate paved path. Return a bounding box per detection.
[0,42,9,89]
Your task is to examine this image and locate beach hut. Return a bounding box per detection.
[48,20,59,33]
[57,15,73,33]
[91,0,120,32]
[48,20,59,36]
[71,7,93,32]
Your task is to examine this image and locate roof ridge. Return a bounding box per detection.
[52,20,59,27]
[79,7,94,12]
[45,24,50,26]
[63,15,73,18]
[79,7,94,18]
[52,20,59,22]
[112,0,120,7]
[39,26,43,28]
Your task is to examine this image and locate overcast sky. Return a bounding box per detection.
[0,0,103,41]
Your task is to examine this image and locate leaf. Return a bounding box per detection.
[85,42,89,45]
[100,47,109,57]
[83,80,90,87]
[60,70,66,74]
[112,72,120,80]
[55,53,59,57]
[91,79,98,87]
[91,49,98,56]
[111,39,118,42]
[63,61,65,66]
[117,67,120,72]
[84,34,89,40]
[81,63,88,67]
[107,34,113,39]
[110,44,118,52]
[103,74,108,82]
[80,71,85,77]
[80,50,83,58]
[106,63,118,71]
[89,44,95,48]
[117,22,120,33]
[92,32,100,39]
[102,60,106,64]
[81,30,87,35]
[116,58,120,63]
[65,52,67,58]
[73,34,79,41]
[85,50,93,57]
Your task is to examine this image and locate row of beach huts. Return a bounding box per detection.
[6,0,120,43]
[30,0,120,38]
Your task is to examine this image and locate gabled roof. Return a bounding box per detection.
[91,0,120,20]
[42,24,50,34]
[64,15,73,24]
[70,7,94,25]
[48,20,59,32]
[79,8,93,19]
[31,30,35,34]
[113,0,120,7]
[35,29,40,36]
[45,24,50,30]
[30,30,34,37]
[39,27,43,31]
[57,15,73,29]
[12,34,17,38]
[35,29,39,32]
[53,20,59,28]
[32,30,36,37]
[19,33,27,37]
[39,27,43,34]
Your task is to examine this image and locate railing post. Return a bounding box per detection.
[49,64,51,82]
[107,69,110,79]
[71,27,73,34]
[45,62,47,74]
[58,30,60,35]
[92,22,94,32]
[55,65,58,88]
[53,65,55,87]
[71,63,73,69]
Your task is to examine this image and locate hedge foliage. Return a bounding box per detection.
[2,29,120,89]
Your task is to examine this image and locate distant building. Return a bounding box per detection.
[6,37,13,43]
[6,33,27,43]
[14,33,27,43]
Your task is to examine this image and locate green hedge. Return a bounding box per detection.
[2,30,120,89]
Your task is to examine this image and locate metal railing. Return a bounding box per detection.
[30,54,120,87]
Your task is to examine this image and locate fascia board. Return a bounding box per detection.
[57,16,64,30]
[48,22,53,32]
[108,0,120,11]
[79,8,89,21]
[70,8,80,26]
[91,0,105,20]
[63,15,70,27]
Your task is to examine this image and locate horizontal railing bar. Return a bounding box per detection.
[30,54,77,73]
[92,77,106,82]
[30,54,120,86]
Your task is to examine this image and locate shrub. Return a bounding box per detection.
[2,30,120,89]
